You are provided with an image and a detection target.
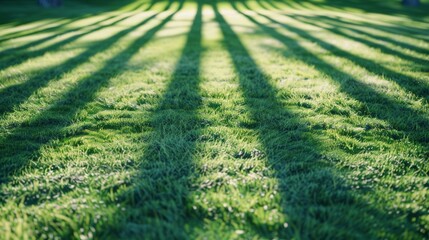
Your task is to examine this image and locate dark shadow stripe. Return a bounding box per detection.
[234,4,429,143]
[286,15,429,101]
[0,3,175,117]
[255,0,271,10]
[0,14,113,57]
[213,3,369,239]
[215,2,425,238]
[0,18,79,43]
[101,1,203,238]
[0,18,62,38]
[299,14,429,55]
[0,13,133,71]
[0,2,181,186]
[0,0,163,57]
[291,14,429,66]
[278,0,429,26]
[264,0,282,10]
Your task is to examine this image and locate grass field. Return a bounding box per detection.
[1,0,429,239]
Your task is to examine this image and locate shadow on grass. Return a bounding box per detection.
[234,4,429,144]
[255,0,272,10]
[0,0,140,27]
[277,0,429,23]
[94,3,204,239]
[0,17,81,44]
[102,1,203,238]
[0,1,181,186]
[0,17,62,37]
[267,14,428,138]
[0,0,162,46]
[215,2,425,238]
[285,15,429,102]
[0,1,177,117]
[0,13,132,72]
[301,14,429,55]
[0,14,111,58]
[290,15,429,66]
[0,0,167,59]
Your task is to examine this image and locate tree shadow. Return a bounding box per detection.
[298,4,429,39]
[0,1,182,186]
[0,17,81,44]
[277,0,429,23]
[266,0,283,9]
[0,0,163,57]
[0,17,102,57]
[103,1,203,238]
[0,0,163,48]
[255,0,271,10]
[0,0,140,26]
[142,0,162,11]
[0,17,62,37]
[300,14,429,55]
[235,5,429,144]
[124,0,153,11]
[293,15,429,66]
[285,15,429,101]
[269,0,429,40]
[214,2,426,238]
[0,1,176,118]
[0,13,130,72]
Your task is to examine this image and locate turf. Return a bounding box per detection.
[1,0,429,239]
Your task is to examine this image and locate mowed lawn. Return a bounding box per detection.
[1,0,429,239]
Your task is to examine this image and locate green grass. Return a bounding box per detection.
[1,0,429,239]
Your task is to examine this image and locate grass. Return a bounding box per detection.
[1,0,429,239]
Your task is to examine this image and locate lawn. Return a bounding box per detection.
[1,0,429,239]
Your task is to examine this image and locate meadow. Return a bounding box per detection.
[1,0,429,239]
